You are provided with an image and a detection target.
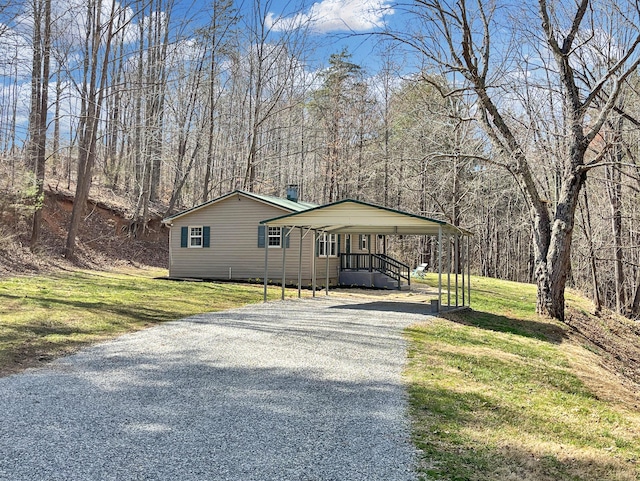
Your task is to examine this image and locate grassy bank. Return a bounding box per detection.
[407,275,640,480]
[0,268,296,376]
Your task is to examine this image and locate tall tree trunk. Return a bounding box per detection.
[52,70,61,177]
[578,185,602,313]
[605,131,626,314]
[630,271,640,317]
[29,0,51,251]
[65,0,117,259]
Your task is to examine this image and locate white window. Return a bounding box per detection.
[268,226,282,247]
[319,233,337,257]
[189,226,203,248]
[359,234,368,251]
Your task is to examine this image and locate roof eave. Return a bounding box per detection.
[162,190,316,224]
[260,198,473,236]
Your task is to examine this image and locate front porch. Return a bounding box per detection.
[339,253,411,290]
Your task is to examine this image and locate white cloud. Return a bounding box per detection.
[0,26,32,79]
[267,0,393,34]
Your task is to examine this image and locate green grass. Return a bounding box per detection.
[0,267,299,374]
[3,268,639,480]
[408,274,640,480]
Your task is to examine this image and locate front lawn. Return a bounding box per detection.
[407,275,640,481]
[0,268,296,375]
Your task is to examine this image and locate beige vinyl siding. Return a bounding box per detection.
[351,234,372,254]
[168,193,339,284]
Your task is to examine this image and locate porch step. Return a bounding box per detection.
[340,252,411,290]
[374,272,396,289]
[339,271,408,290]
[374,273,410,290]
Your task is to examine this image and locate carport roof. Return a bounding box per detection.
[261,199,472,236]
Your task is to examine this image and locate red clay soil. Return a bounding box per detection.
[0,187,168,276]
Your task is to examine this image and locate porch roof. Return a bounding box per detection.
[261,199,472,236]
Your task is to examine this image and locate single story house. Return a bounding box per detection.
[162,188,379,287]
[162,188,472,299]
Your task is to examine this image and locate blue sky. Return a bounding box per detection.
[265,0,392,34]
[0,0,403,144]
[256,0,399,70]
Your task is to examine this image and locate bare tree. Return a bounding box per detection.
[241,0,310,192]
[64,0,120,258]
[389,0,640,321]
[201,0,237,203]
[28,0,51,250]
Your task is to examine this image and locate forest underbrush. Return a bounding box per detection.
[0,174,168,276]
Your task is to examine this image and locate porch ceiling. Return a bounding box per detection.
[261,199,472,237]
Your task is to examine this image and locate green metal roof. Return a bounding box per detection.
[261,198,473,236]
[246,191,317,212]
[162,190,317,224]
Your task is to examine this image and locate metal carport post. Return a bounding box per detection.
[298,227,303,298]
[281,227,287,300]
[325,231,330,296]
[438,226,442,313]
[263,223,269,302]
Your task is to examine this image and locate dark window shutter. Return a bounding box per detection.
[337,234,340,256]
[203,226,210,248]
[258,225,265,248]
[284,227,290,248]
[181,226,188,248]
[315,233,320,257]
[367,235,371,252]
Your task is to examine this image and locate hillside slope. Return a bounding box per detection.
[0,185,168,276]
[409,275,640,480]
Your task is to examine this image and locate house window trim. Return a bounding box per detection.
[189,226,203,248]
[359,234,368,251]
[268,226,282,248]
[319,233,338,258]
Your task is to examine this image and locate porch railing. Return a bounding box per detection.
[340,253,411,289]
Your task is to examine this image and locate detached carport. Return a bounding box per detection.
[261,199,473,313]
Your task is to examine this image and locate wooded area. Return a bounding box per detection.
[0,0,639,320]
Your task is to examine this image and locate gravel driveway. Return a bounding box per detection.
[0,297,426,481]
